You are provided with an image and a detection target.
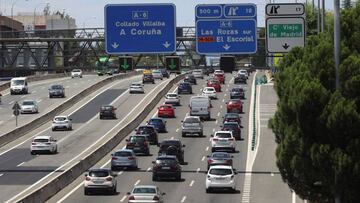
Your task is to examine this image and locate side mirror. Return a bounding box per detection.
[125,139,129,142]
[181,120,183,122]
[162,192,166,195]
[111,153,113,156]
[220,125,223,128]
[126,192,131,195]
[206,155,210,158]
[152,161,155,164]
[210,134,214,137]
[157,143,160,147]
[183,144,186,147]
[84,174,88,177]
[54,139,57,142]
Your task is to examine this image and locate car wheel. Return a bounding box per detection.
[69,126,72,131]
[146,149,150,156]
[84,188,89,195]
[54,147,57,154]
[211,148,215,152]
[199,132,203,137]
[152,81,155,84]
[152,175,158,181]
[49,95,52,98]
[30,151,35,155]
[182,132,186,137]
[112,185,117,194]
[206,188,211,193]
[99,116,103,119]
[176,174,181,181]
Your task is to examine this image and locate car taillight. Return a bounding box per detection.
[32,142,37,145]
[128,195,135,200]
[208,159,214,164]
[229,138,235,141]
[106,177,112,181]
[230,175,234,179]
[153,196,160,201]
[85,176,91,181]
[128,156,135,160]
[207,175,211,180]
[212,138,218,141]
[45,142,51,145]
[112,157,118,160]
[144,141,149,146]
[171,165,180,171]
[227,159,233,164]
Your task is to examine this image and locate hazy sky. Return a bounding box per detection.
[2,0,335,28]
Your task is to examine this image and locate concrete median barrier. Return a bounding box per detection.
[17,74,184,203]
[0,71,141,148]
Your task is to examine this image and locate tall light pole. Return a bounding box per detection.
[33,2,49,28]
[334,0,340,91]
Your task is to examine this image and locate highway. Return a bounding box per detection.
[0,75,113,136]
[49,73,251,203]
[0,74,174,203]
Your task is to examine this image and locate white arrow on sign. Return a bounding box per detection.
[111,42,119,49]
[223,44,231,50]
[163,41,171,48]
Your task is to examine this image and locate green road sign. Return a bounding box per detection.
[268,24,303,38]
[165,56,180,72]
[119,57,133,71]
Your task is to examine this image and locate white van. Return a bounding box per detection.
[189,96,211,120]
[10,77,28,95]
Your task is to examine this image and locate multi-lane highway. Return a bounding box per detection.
[0,74,176,203]
[0,75,113,136]
[44,71,300,203]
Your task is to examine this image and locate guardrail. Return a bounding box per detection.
[17,74,185,203]
[0,71,141,148]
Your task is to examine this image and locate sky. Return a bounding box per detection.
[1,0,336,28]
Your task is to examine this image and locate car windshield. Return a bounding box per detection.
[132,83,141,87]
[149,119,162,124]
[51,85,63,89]
[11,80,24,85]
[212,153,231,159]
[54,117,67,121]
[224,123,239,128]
[33,138,49,143]
[160,106,171,109]
[114,151,133,157]
[133,187,156,194]
[89,171,109,177]
[216,133,232,138]
[209,81,219,85]
[130,136,145,142]
[161,141,180,148]
[204,88,215,92]
[101,106,113,110]
[72,69,81,72]
[184,117,200,123]
[156,158,177,164]
[22,101,34,105]
[232,88,243,92]
[179,83,190,87]
[138,126,153,132]
[167,94,177,98]
[225,114,239,119]
[209,168,233,175]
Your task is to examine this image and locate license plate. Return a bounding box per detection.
[216,177,225,180]
[162,167,170,169]
[220,140,227,142]
[134,147,141,150]
[93,181,104,184]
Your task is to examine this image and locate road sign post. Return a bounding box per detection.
[12,101,20,127]
[105,4,176,54]
[119,57,133,72]
[266,3,306,53]
[195,4,257,55]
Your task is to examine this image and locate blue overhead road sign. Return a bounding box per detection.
[196,4,257,54]
[105,4,176,54]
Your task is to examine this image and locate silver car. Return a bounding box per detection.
[30,135,57,155]
[129,82,145,94]
[52,116,72,131]
[127,185,165,203]
[20,100,38,114]
[192,69,204,79]
[181,116,203,137]
[164,93,180,106]
[111,149,138,170]
[84,169,117,195]
[152,69,164,80]
[71,69,83,78]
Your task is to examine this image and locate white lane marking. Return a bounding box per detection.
[215,120,218,124]
[185,113,189,117]
[224,93,227,97]
[17,162,25,167]
[205,146,209,151]
[220,105,223,109]
[0,174,3,177]
[181,196,187,203]
[65,86,70,88]
[217,112,220,117]
[226,88,228,91]
[21,95,26,98]
[117,171,124,175]
[189,180,194,187]
[0,75,143,157]
[222,99,225,102]
[196,168,200,173]
[56,180,84,203]
[171,136,174,140]
[0,121,3,125]
[134,180,140,186]
[147,167,151,172]
[37,99,42,103]
[9,101,14,105]
[201,156,205,162]
[212,128,215,132]
[120,195,127,202]
[176,128,179,133]
[292,190,296,203]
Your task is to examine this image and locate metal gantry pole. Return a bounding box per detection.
[334,0,340,91]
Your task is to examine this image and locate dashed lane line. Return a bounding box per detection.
[134,180,140,186]
[181,196,187,203]
[201,156,205,162]
[189,180,195,187]
[120,195,127,202]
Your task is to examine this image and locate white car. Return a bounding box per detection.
[71,69,83,78]
[129,82,144,94]
[238,69,248,79]
[192,69,204,79]
[164,93,180,106]
[202,87,217,99]
[20,100,38,114]
[127,185,165,203]
[214,70,224,75]
[30,135,57,155]
[211,131,236,152]
[152,69,163,80]
[52,116,72,131]
[206,165,237,193]
[84,168,117,195]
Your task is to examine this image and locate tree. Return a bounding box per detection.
[270,2,360,203]
[342,0,352,9]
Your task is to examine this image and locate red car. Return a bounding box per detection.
[158,104,175,118]
[226,99,243,113]
[207,79,221,92]
[214,73,225,84]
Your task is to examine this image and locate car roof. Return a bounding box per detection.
[160,104,173,107]
[54,115,68,118]
[133,185,157,189]
[224,122,239,125]
[115,149,134,153]
[22,100,35,103]
[209,165,233,170]
[34,135,51,139]
[88,168,111,172]
[229,99,241,102]
[101,104,114,107]
[157,155,177,159]
[161,138,180,142]
[184,116,200,119]
[11,77,27,80]
[215,131,232,134]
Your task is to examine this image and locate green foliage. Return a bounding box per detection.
[342,0,353,9]
[271,3,360,202]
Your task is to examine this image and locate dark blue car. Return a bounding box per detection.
[147,118,167,133]
[178,82,192,94]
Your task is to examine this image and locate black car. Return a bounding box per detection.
[143,74,155,84]
[230,87,245,99]
[177,82,193,94]
[222,113,241,125]
[184,75,197,85]
[234,74,247,84]
[125,135,150,155]
[158,139,185,164]
[160,69,170,78]
[99,105,117,119]
[221,122,241,140]
[49,84,65,98]
[152,155,182,181]
[135,125,159,145]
